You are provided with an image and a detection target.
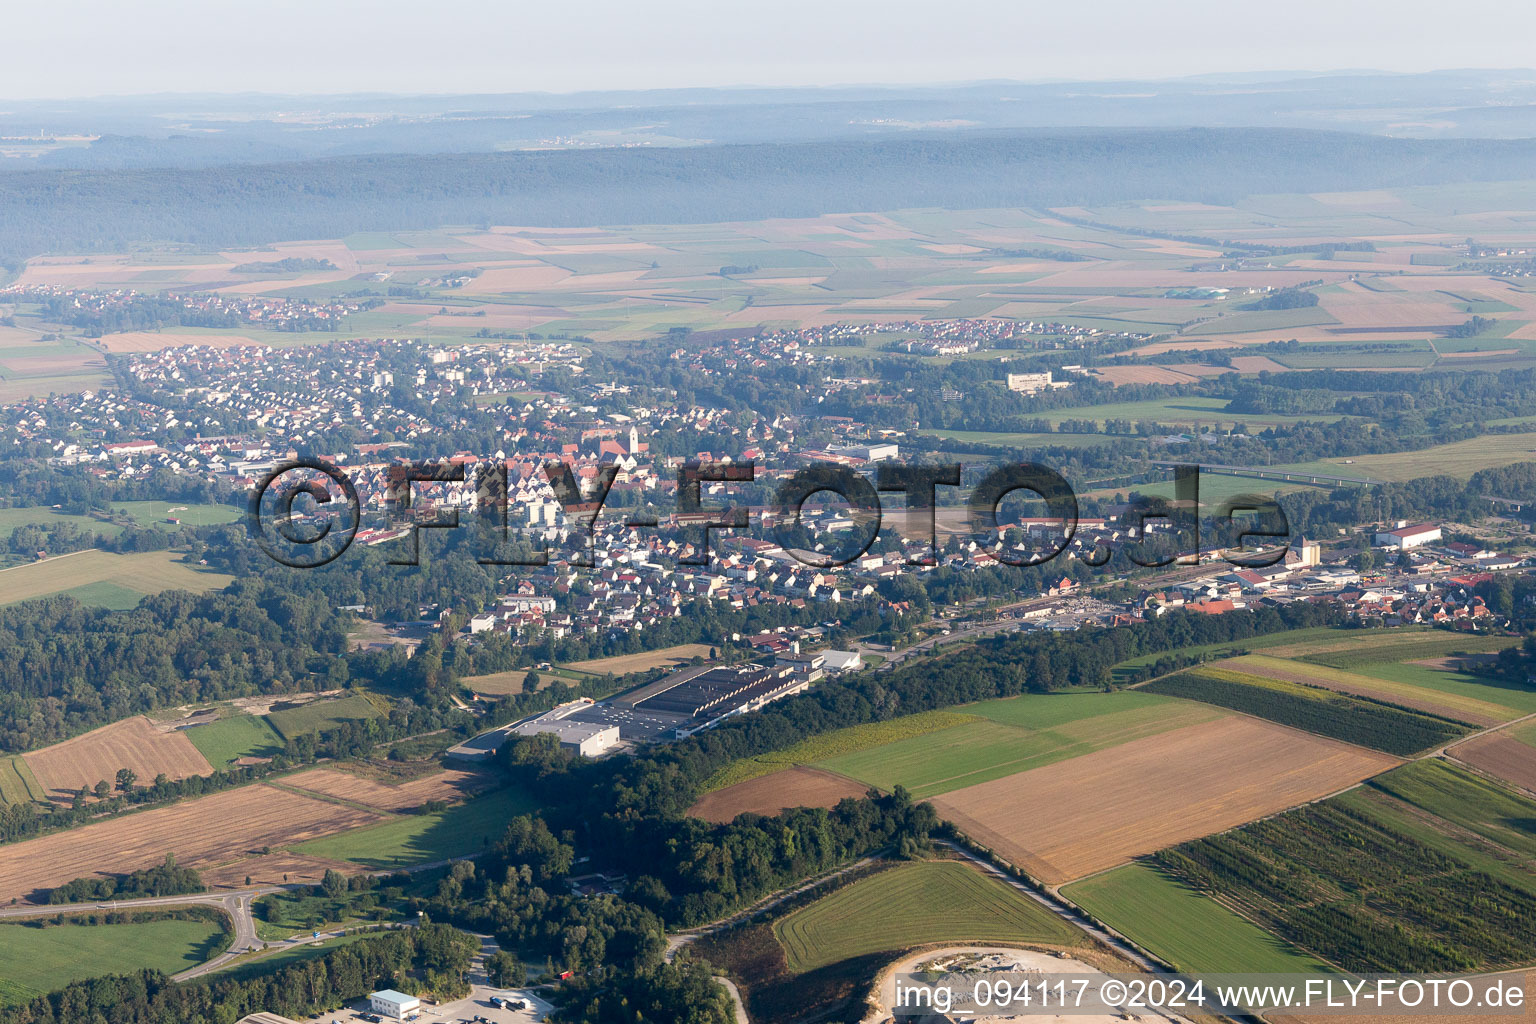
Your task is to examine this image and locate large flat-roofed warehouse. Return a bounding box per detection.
[512,703,621,756]
[631,663,807,720]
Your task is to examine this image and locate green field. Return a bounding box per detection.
[108,501,242,529]
[0,506,124,540]
[1367,759,1536,860]
[291,784,537,868]
[918,429,1124,450]
[0,755,44,805]
[1038,396,1342,429]
[1064,863,1327,974]
[699,711,980,792]
[772,860,1082,973]
[1294,631,1517,669]
[813,693,1224,799]
[1230,654,1523,725]
[0,550,233,607]
[212,931,375,982]
[264,694,382,740]
[185,713,286,765]
[0,917,229,1004]
[1110,625,1354,683]
[1266,433,1536,482]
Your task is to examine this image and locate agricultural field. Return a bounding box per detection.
[279,766,492,812]
[290,784,537,869]
[1265,433,1536,482]
[459,668,562,696]
[22,716,212,803]
[264,693,382,739]
[0,756,44,804]
[1064,862,1328,974]
[0,783,385,900]
[1366,759,1536,861]
[1223,653,1521,726]
[183,713,285,766]
[1142,663,1471,755]
[0,915,230,1005]
[698,710,980,793]
[0,506,124,541]
[564,643,714,675]
[690,767,871,824]
[771,860,1083,973]
[816,693,1226,799]
[1454,724,1536,792]
[1153,761,1536,973]
[107,500,241,529]
[0,549,233,608]
[929,716,1399,884]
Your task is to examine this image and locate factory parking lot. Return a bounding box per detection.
[303,986,548,1024]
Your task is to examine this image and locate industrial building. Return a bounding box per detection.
[630,663,808,721]
[1374,522,1442,550]
[368,990,420,1020]
[511,701,622,756]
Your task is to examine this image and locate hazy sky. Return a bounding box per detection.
[8,0,1536,100]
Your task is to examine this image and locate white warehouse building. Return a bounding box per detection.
[368,990,420,1020]
[1374,522,1441,550]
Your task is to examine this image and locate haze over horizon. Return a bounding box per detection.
[8,0,1536,101]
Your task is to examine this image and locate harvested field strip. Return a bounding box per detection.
[930,717,1399,884]
[0,549,232,606]
[1350,660,1536,716]
[1454,734,1536,793]
[1293,632,1516,668]
[817,700,1227,800]
[689,766,871,823]
[1225,654,1511,726]
[0,784,385,900]
[22,716,212,803]
[699,711,979,792]
[1142,665,1470,755]
[772,860,1082,973]
[280,767,491,812]
[565,643,714,675]
[1064,863,1328,974]
[0,756,44,804]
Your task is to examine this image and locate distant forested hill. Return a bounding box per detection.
[5,128,1536,263]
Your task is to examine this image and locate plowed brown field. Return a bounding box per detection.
[23,717,212,802]
[0,784,383,900]
[930,717,1399,884]
[282,767,491,811]
[689,767,870,823]
[1453,734,1536,793]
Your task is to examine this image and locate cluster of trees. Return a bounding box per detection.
[1244,285,1320,310]
[0,582,349,752]
[231,257,337,273]
[46,854,202,904]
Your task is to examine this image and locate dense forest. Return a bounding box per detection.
[9,129,1536,263]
